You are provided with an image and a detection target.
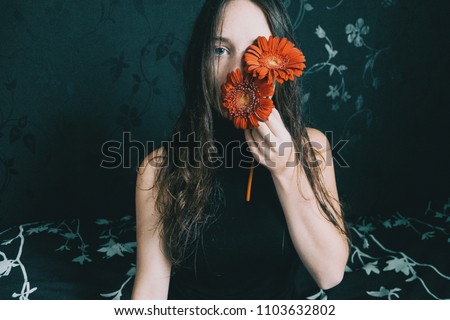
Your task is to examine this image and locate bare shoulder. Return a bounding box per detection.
[136,146,167,191]
[305,127,331,153]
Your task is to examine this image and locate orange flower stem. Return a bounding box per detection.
[246,158,255,202]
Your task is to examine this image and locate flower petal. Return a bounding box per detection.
[243,36,306,85]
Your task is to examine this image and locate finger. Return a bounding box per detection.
[244,130,263,164]
[244,128,257,146]
[249,127,263,149]
[265,108,285,137]
[250,128,273,160]
[255,122,278,156]
[254,121,276,148]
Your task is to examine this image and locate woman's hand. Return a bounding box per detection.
[244,107,298,176]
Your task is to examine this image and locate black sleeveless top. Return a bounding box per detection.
[168,109,301,299]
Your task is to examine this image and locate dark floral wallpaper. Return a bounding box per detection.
[0,0,448,226]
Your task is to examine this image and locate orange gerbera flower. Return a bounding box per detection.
[221,68,274,130]
[244,35,306,84]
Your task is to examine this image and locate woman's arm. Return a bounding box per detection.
[244,109,349,290]
[271,128,349,290]
[131,148,172,300]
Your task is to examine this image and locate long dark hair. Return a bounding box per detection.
[145,0,349,266]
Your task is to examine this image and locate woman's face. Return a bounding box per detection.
[214,0,272,102]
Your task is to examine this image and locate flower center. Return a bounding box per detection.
[262,54,285,69]
[238,93,250,107]
[231,84,258,116]
[268,58,280,67]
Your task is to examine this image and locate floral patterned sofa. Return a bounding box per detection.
[1,200,449,300]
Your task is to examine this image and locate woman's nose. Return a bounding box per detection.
[229,55,247,74]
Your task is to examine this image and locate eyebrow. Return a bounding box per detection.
[213,36,231,44]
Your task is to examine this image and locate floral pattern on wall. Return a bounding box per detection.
[0,0,447,258]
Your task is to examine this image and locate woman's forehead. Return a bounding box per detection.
[216,0,272,48]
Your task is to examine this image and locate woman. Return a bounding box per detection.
[132,0,349,300]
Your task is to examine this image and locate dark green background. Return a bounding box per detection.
[0,0,448,226]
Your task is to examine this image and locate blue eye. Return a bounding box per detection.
[214,47,228,56]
